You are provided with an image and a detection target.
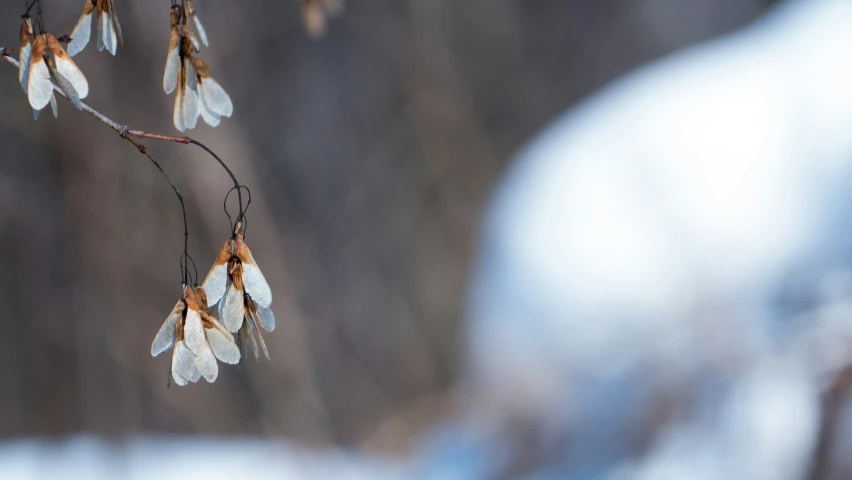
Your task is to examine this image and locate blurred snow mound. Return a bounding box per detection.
[462,0,852,478]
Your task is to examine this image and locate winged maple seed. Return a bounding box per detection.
[202,221,275,360]
[171,36,200,132]
[300,0,344,39]
[67,0,123,57]
[164,3,232,131]
[24,32,89,119]
[192,57,233,127]
[237,286,274,361]
[151,285,241,386]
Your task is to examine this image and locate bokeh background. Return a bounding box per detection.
[0,0,777,455]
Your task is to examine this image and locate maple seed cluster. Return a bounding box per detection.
[68,0,123,57]
[204,221,275,361]
[152,222,275,386]
[19,0,124,118]
[8,1,347,388]
[18,17,89,120]
[164,0,233,132]
[152,285,240,386]
[16,0,338,123]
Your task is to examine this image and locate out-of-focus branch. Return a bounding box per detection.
[808,365,852,480]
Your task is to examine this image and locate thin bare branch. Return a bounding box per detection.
[122,135,190,285]
[3,48,189,140]
[130,131,192,144]
[0,49,246,230]
[0,50,231,285]
[3,50,192,142]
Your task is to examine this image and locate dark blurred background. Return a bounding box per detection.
[0,0,775,453]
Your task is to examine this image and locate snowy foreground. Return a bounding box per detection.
[6,0,852,479]
[0,437,402,480]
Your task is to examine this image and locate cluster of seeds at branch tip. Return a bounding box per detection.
[152,221,275,386]
[4,1,343,389]
[300,0,345,39]
[164,0,233,132]
[68,0,123,57]
[18,17,89,120]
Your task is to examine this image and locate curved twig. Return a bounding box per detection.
[188,139,245,233]
[123,135,190,285]
[0,51,247,232]
[0,51,248,280]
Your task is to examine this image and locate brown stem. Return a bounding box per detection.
[0,51,197,283]
[128,131,191,144]
[122,135,190,284]
[0,50,245,229]
[0,51,234,158]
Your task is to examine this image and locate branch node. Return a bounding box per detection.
[118,125,129,139]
